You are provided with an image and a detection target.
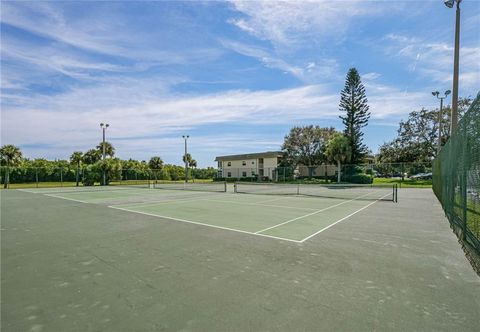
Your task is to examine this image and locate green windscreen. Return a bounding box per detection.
[433,93,480,253]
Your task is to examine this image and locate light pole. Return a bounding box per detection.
[182,135,189,183]
[432,90,451,155]
[444,0,461,135]
[100,123,109,185]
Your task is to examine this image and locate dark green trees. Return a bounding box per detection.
[69,151,83,186]
[339,68,370,163]
[0,144,23,188]
[282,126,338,167]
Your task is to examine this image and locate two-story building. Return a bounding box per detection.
[215,151,284,180]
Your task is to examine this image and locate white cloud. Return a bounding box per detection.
[221,40,305,78]
[1,2,223,65]
[362,72,381,81]
[383,34,480,93]
[4,1,472,165]
[228,0,405,48]
[2,77,433,165]
[221,40,341,82]
[366,82,434,119]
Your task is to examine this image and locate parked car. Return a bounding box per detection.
[410,172,432,180]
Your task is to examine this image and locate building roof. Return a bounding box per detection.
[215,151,283,162]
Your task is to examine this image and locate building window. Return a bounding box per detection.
[227,162,231,166]
[251,171,255,176]
[242,171,247,177]
[227,172,231,178]
[242,161,246,166]
[252,161,255,164]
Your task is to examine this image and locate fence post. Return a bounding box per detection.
[60,168,63,187]
[35,168,39,188]
[461,136,468,241]
[401,162,405,184]
[5,165,9,189]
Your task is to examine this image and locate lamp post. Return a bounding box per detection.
[182,135,189,183]
[100,123,109,185]
[432,90,451,155]
[444,0,461,135]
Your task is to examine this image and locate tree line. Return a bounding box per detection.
[377,98,472,163]
[0,143,216,187]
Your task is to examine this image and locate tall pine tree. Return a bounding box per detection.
[339,68,370,163]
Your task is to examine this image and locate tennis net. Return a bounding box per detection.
[153,181,227,193]
[234,182,397,202]
[109,180,150,189]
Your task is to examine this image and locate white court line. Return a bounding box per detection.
[44,194,90,204]
[40,191,301,243]
[205,198,317,211]
[109,205,301,243]
[255,197,287,204]
[17,188,43,194]
[113,196,211,208]
[52,188,152,196]
[299,192,392,243]
[202,198,317,211]
[255,191,375,234]
[18,187,147,194]
[39,187,392,244]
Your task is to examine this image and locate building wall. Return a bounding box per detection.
[220,158,258,178]
[218,157,280,179]
[263,157,279,179]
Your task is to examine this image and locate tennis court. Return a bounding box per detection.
[3,184,479,331]
[18,182,397,242]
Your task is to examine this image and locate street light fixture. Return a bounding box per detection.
[100,123,109,185]
[432,90,451,155]
[444,0,454,8]
[182,135,189,183]
[444,0,462,135]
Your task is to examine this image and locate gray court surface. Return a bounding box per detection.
[1,188,479,331]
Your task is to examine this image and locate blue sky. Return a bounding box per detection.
[1,1,479,167]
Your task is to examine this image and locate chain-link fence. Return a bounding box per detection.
[218,162,432,184]
[433,93,480,256]
[0,167,219,188]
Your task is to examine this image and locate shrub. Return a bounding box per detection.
[344,173,373,184]
[82,166,100,186]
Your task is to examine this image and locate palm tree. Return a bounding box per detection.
[189,159,197,182]
[83,149,101,164]
[148,156,164,170]
[0,144,23,188]
[70,151,83,186]
[325,134,351,183]
[96,141,115,158]
[182,153,192,165]
[148,156,164,182]
[183,153,193,182]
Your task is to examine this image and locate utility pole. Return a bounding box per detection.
[432,90,451,155]
[182,135,189,183]
[100,123,109,185]
[444,0,462,135]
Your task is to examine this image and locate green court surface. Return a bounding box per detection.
[17,185,393,242]
[1,187,479,331]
